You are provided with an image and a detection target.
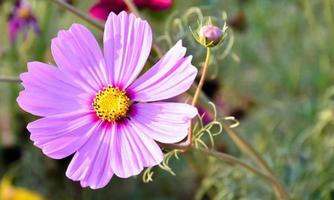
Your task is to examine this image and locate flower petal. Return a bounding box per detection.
[51,23,108,92]
[8,17,21,43]
[111,120,163,178]
[17,62,90,117]
[128,41,197,102]
[27,111,97,159]
[103,11,152,89]
[130,102,197,143]
[66,124,114,189]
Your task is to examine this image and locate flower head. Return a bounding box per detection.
[192,18,227,48]
[8,0,39,43]
[17,11,197,189]
[199,25,223,44]
[90,0,172,21]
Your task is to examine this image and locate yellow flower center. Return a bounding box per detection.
[17,7,31,19]
[93,85,130,122]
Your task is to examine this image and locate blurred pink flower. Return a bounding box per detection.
[8,0,39,43]
[17,11,197,189]
[90,0,172,21]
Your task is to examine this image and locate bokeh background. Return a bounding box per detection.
[0,0,334,199]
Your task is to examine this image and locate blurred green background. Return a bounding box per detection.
[0,0,334,199]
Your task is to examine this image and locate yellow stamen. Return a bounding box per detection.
[93,85,130,122]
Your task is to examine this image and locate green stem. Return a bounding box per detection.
[221,121,275,175]
[192,47,211,106]
[222,121,287,199]
[199,94,288,199]
[123,0,140,16]
[195,148,282,194]
[50,0,104,31]
[0,76,21,83]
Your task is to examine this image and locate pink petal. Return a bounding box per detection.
[128,41,197,102]
[66,124,114,189]
[111,120,163,178]
[130,102,197,143]
[51,24,108,92]
[27,111,97,159]
[103,11,152,89]
[17,62,90,117]
[8,18,21,43]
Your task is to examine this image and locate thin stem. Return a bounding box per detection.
[222,121,287,199]
[180,47,211,148]
[192,47,211,106]
[158,141,190,150]
[198,93,288,199]
[50,0,104,31]
[0,76,21,83]
[221,121,275,175]
[123,0,140,16]
[195,148,283,197]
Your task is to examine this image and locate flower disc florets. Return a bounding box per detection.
[93,85,130,122]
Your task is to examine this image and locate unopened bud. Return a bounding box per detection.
[199,25,224,47]
[191,19,227,48]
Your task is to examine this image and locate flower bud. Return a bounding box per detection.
[191,18,227,48]
[198,25,224,47]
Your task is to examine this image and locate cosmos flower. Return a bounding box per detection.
[8,0,39,43]
[17,11,197,189]
[90,0,172,21]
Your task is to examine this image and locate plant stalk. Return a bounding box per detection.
[195,147,287,199]
[0,76,21,83]
[50,0,104,31]
[192,47,211,106]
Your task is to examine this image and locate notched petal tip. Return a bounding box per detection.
[105,10,150,31]
[103,10,153,88]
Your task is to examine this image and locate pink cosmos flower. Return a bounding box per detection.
[90,0,172,21]
[8,0,39,43]
[17,11,197,189]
